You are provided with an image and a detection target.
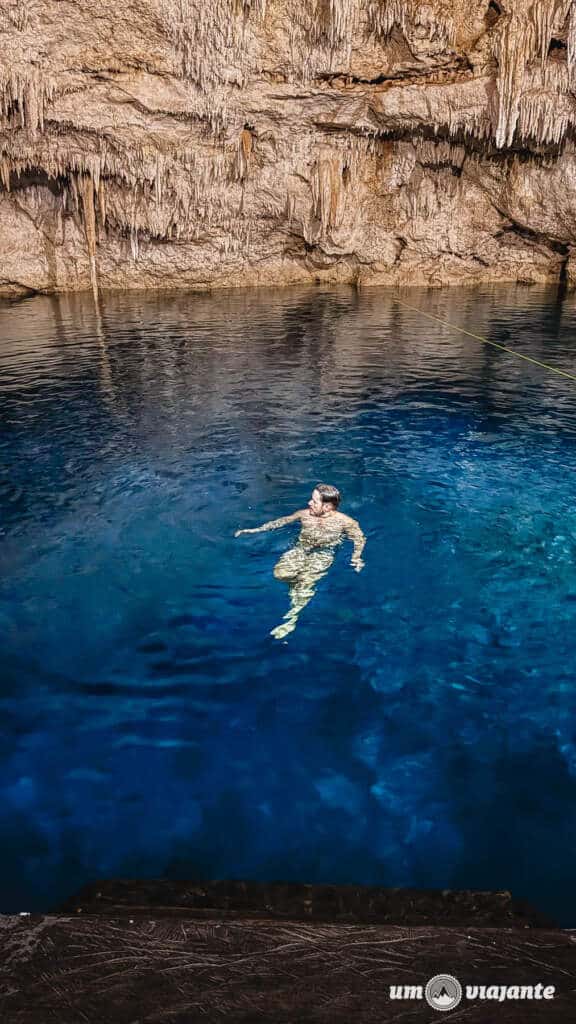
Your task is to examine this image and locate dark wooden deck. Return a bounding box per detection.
[1,881,575,1022]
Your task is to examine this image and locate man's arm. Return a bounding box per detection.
[235,510,303,537]
[344,517,366,571]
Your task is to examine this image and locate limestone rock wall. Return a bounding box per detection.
[0,0,575,298]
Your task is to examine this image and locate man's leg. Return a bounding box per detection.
[273,545,306,582]
[271,549,334,639]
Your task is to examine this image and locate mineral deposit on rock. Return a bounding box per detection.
[0,0,575,297]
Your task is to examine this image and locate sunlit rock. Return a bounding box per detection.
[0,1,574,297]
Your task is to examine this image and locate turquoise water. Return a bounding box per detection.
[1,284,576,923]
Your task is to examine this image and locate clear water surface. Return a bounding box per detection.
[1,283,576,924]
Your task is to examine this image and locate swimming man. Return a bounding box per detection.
[235,483,366,639]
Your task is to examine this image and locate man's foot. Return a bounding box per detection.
[270,619,297,640]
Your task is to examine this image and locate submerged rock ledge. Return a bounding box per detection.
[1,881,575,1022]
[1,1,576,299]
[57,877,558,926]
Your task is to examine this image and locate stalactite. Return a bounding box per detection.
[415,140,466,168]
[0,157,10,191]
[533,0,570,75]
[171,0,265,90]
[413,2,456,46]
[367,0,456,47]
[0,129,239,245]
[287,21,316,82]
[55,201,63,242]
[1,0,571,278]
[97,179,107,226]
[405,163,454,220]
[0,70,56,135]
[351,101,492,147]
[287,0,363,79]
[567,1,576,84]
[517,60,575,144]
[154,152,165,204]
[310,151,350,238]
[130,225,140,260]
[69,174,80,213]
[493,12,533,147]
[367,0,405,41]
[326,0,360,55]
[79,174,99,301]
[1,0,576,298]
[235,126,254,181]
[6,4,31,31]
[284,192,297,225]
[492,0,571,148]
[234,0,267,15]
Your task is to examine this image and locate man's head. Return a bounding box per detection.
[308,483,341,515]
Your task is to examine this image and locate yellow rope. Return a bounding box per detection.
[394,296,576,384]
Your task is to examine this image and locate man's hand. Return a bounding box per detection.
[345,518,366,572]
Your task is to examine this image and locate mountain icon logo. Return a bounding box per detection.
[425,974,463,1012]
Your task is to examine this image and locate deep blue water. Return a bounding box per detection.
[1,284,576,924]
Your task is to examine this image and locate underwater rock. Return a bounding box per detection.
[3,881,573,1022]
[0,1,574,297]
